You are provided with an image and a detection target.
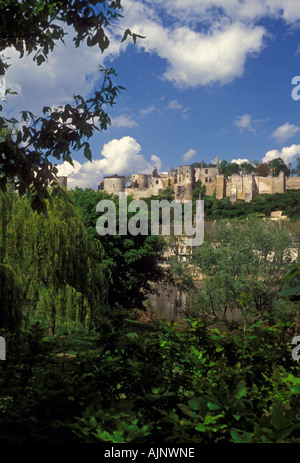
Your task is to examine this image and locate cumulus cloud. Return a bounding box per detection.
[183,149,197,162]
[263,144,300,165]
[272,122,300,144]
[120,0,267,88]
[145,0,300,24]
[231,158,251,165]
[56,136,162,189]
[118,0,300,89]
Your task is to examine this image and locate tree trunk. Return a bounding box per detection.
[49,305,56,336]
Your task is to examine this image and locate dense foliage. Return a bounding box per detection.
[0,177,299,444]
[70,187,165,310]
[192,220,297,325]
[0,187,108,335]
[202,189,300,220]
[1,315,300,443]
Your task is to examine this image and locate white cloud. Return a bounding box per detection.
[183,149,197,162]
[145,0,300,24]
[272,122,300,144]
[167,100,183,111]
[56,160,82,177]
[3,27,125,118]
[56,136,162,189]
[140,105,155,116]
[111,115,137,128]
[263,144,300,165]
[231,158,251,164]
[121,0,267,88]
[119,0,300,89]
[166,99,190,119]
[234,114,256,133]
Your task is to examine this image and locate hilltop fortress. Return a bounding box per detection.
[98,156,300,202]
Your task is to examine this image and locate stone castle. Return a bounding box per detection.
[97,156,300,202]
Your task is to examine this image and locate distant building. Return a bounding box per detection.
[98,158,300,202]
[98,174,126,194]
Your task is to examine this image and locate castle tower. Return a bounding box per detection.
[183,165,194,200]
[103,174,125,193]
[131,174,149,189]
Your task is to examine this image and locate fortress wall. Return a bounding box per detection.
[205,179,217,196]
[272,173,285,194]
[151,177,165,196]
[243,174,254,202]
[256,176,272,195]
[216,175,225,199]
[102,163,300,203]
[225,180,232,197]
[197,167,219,198]
[286,177,300,190]
[160,178,171,190]
[230,174,244,200]
[125,187,152,199]
[194,168,201,182]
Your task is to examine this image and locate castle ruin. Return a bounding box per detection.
[98,156,300,202]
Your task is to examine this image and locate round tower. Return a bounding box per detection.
[103,175,125,194]
[183,165,194,200]
[132,174,149,189]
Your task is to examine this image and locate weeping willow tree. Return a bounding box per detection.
[1,187,108,335]
[0,189,24,332]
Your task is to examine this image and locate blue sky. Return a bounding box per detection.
[4,0,300,188]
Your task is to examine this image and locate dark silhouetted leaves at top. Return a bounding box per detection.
[0,1,142,213]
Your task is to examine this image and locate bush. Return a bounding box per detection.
[1,316,300,443]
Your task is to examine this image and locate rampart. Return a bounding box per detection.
[98,158,300,202]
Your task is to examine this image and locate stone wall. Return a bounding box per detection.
[255,176,272,195]
[99,162,300,202]
[286,177,300,190]
[272,172,285,194]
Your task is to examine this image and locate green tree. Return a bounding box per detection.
[269,158,290,177]
[219,160,230,177]
[0,188,23,331]
[255,162,270,177]
[220,160,241,177]
[70,188,165,311]
[193,179,206,199]
[239,162,255,174]
[191,219,294,329]
[1,188,107,334]
[230,162,241,175]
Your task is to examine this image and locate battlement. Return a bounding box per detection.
[97,159,300,202]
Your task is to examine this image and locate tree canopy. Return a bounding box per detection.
[0,0,137,212]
